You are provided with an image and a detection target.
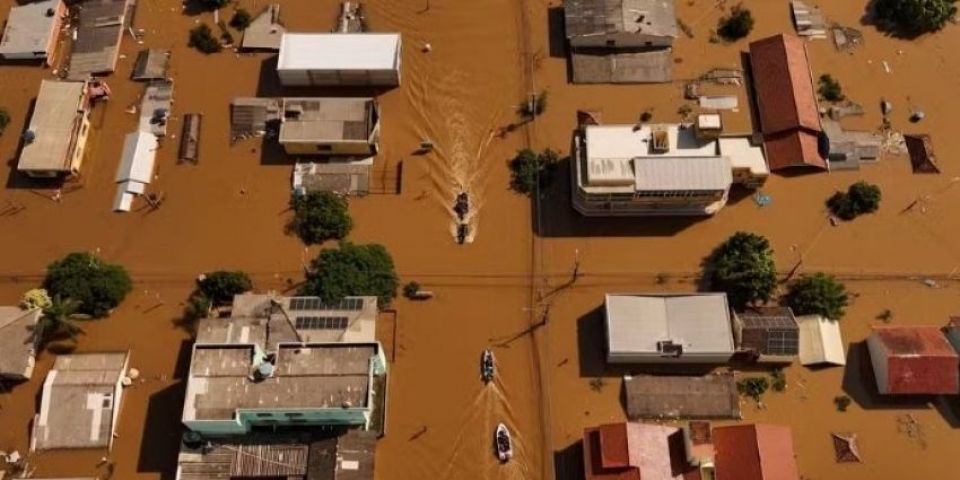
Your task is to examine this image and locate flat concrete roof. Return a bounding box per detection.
[33,352,128,450]
[278,98,376,144]
[624,373,741,419]
[0,307,40,379]
[719,136,769,175]
[241,4,285,51]
[0,0,61,56]
[605,293,735,356]
[19,80,87,172]
[278,33,400,71]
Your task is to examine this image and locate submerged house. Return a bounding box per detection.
[572,116,767,216]
[563,0,677,83]
[582,422,705,480]
[32,352,130,451]
[277,33,401,87]
[713,424,800,480]
[604,293,736,364]
[68,0,135,79]
[623,374,741,420]
[17,79,92,178]
[732,307,799,363]
[0,0,67,63]
[748,34,827,171]
[0,307,41,382]
[866,325,959,395]
[181,294,386,435]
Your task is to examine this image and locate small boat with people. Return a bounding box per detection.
[481,349,495,383]
[495,423,513,463]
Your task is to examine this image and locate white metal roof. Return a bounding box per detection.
[605,293,735,355]
[633,156,732,191]
[277,33,401,71]
[18,80,86,172]
[115,131,158,184]
[0,0,61,56]
[797,315,846,366]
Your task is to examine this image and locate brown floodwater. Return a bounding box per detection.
[2,0,960,479]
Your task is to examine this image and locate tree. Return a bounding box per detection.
[301,242,399,307]
[737,377,769,402]
[509,148,560,196]
[0,107,10,136]
[34,296,91,350]
[189,24,222,54]
[785,273,849,320]
[290,192,354,244]
[827,181,882,220]
[717,4,755,41]
[403,281,422,299]
[196,0,229,10]
[44,252,132,317]
[706,232,777,309]
[872,0,957,36]
[230,9,252,30]
[197,270,253,306]
[818,74,845,102]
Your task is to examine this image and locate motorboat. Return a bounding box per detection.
[481,349,495,383]
[495,423,513,463]
[454,192,469,221]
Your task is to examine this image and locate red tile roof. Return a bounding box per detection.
[713,424,800,480]
[749,34,826,171]
[870,326,959,395]
[583,423,694,480]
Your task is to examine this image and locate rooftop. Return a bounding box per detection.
[564,0,678,39]
[0,307,40,379]
[241,4,286,51]
[32,352,129,450]
[605,293,735,356]
[294,161,372,196]
[713,424,800,480]
[0,0,61,57]
[277,33,401,71]
[18,80,88,173]
[735,307,799,357]
[796,315,845,366]
[131,49,170,81]
[278,97,378,144]
[869,326,959,395]
[68,0,133,78]
[222,293,378,345]
[571,49,673,84]
[624,373,741,419]
[583,422,688,480]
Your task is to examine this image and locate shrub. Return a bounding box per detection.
[737,377,769,401]
[518,91,548,120]
[706,232,778,309]
[818,74,845,102]
[290,191,354,244]
[301,242,399,308]
[717,4,754,41]
[834,394,852,412]
[21,288,52,311]
[785,273,849,320]
[44,252,132,317]
[770,369,787,392]
[197,0,229,10]
[189,24,222,54]
[509,148,560,196]
[197,271,252,305]
[403,281,422,299]
[0,107,10,136]
[872,0,957,36]
[877,308,894,322]
[230,9,252,30]
[827,181,882,220]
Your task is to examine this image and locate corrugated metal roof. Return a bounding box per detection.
[633,156,731,191]
[18,80,87,172]
[797,315,845,366]
[67,0,133,78]
[0,0,61,56]
[605,293,735,355]
[564,0,677,39]
[277,33,400,71]
[115,131,158,184]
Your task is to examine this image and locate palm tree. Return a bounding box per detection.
[33,296,91,351]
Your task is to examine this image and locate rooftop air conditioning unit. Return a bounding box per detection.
[656,340,683,357]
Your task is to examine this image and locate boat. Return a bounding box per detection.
[481,349,495,383]
[454,192,469,221]
[495,423,513,463]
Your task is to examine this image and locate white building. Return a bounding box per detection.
[604,293,736,364]
[18,80,91,178]
[277,33,401,87]
[572,116,767,216]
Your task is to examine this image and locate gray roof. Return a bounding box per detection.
[571,49,673,83]
[223,293,378,345]
[605,293,735,356]
[131,49,169,80]
[68,0,134,78]
[279,98,377,144]
[564,0,677,39]
[0,0,61,57]
[312,430,376,480]
[294,162,371,196]
[18,80,87,173]
[624,373,741,419]
[32,352,129,450]
[0,307,40,379]
[633,156,732,191]
[241,4,285,51]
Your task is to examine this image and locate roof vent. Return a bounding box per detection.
[657,340,683,357]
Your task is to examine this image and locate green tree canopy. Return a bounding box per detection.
[44,252,132,317]
[785,273,849,320]
[872,0,957,36]
[827,181,882,220]
[707,232,777,309]
[301,242,399,308]
[717,4,755,41]
[189,24,222,54]
[509,148,560,196]
[34,296,91,350]
[198,270,253,305]
[290,191,354,244]
[230,9,252,30]
[0,107,10,136]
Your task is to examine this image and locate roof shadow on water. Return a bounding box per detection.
[136,340,192,478]
[841,341,934,411]
[554,439,585,480]
[533,156,707,238]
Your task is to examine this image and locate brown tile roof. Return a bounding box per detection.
[583,423,692,480]
[749,34,826,171]
[870,326,959,395]
[713,424,800,480]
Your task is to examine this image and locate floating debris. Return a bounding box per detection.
[904,134,940,174]
[791,1,827,39]
[699,68,743,86]
[753,191,772,207]
[831,25,864,52]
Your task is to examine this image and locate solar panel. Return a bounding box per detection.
[288,297,364,311]
[765,329,799,355]
[295,316,349,330]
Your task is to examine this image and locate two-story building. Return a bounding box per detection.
[17,80,92,178]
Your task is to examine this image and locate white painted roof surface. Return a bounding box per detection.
[633,156,732,191]
[797,315,846,366]
[112,188,134,212]
[277,33,400,71]
[0,0,60,56]
[585,124,719,162]
[719,136,769,175]
[605,293,735,355]
[115,131,158,184]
